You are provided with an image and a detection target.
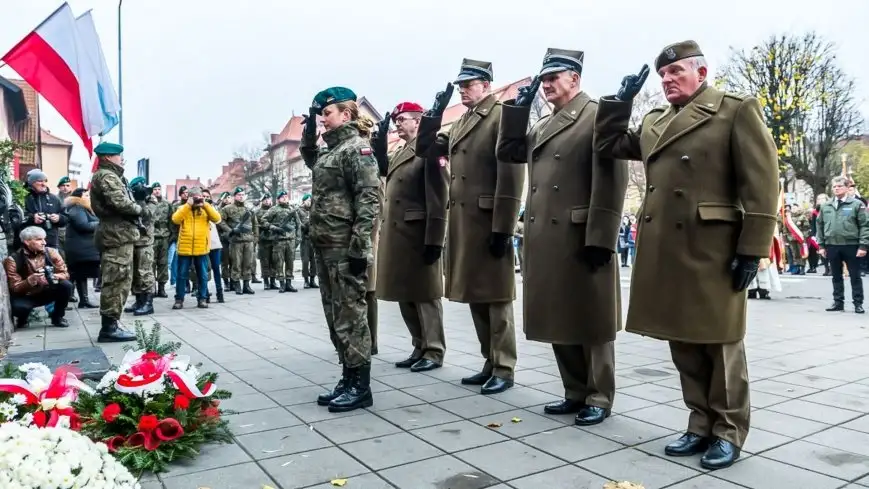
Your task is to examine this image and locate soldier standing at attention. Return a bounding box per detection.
[417,59,525,395]
[298,194,318,288]
[249,197,262,285]
[594,41,779,469]
[218,187,257,295]
[261,190,302,293]
[88,142,139,343]
[300,86,380,412]
[497,49,628,426]
[371,99,450,372]
[784,206,810,275]
[150,182,172,298]
[256,194,277,290]
[217,191,233,290]
[123,177,156,316]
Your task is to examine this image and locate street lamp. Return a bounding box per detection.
[117,0,124,145]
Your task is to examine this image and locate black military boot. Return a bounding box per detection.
[264,277,271,290]
[304,277,311,289]
[329,364,373,413]
[272,277,282,290]
[242,280,255,294]
[309,276,319,288]
[216,289,225,303]
[133,294,154,316]
[123,294,144,313]
[223,277,230,289]
[251,275,262,284]
[156,283,168,298]
[97,315,136,343]
[285,280,298,293]
[76,280,98,309]
[278,280,287,293]
[317,366,351,406]
[747,289,758,299]
[234,280,243,295]
[758,289,771,300]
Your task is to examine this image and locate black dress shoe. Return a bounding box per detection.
[410,358,441,372]
[826,302,845,312]
[700,438,740,470]
[481,376,513,395]
[395,355,422,369]
[543,399,585,415]
[461,371,491,386]
[665,433,711,457]
[856,305,865,314]
[574,406,610,426]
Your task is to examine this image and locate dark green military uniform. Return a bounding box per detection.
[88,142,139,343]
[300,86,381,413]
[816,193,869,311]
[218,187,258,293]
[262,191,302,292]
[255,196,276,289]
[217,193,232,288]
[150,182,172,296]
[125,177,156,316]
[298,196,318,288]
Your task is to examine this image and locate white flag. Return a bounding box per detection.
[75,10,120,137]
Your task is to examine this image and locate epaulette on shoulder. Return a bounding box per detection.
[723,92,748,102]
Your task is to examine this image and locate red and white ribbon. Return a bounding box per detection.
[166,370,215,398]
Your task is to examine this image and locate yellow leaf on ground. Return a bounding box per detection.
[486,422,503,428]
[330,479,348,487]
[603,481,645,489]
[511,417,522,423]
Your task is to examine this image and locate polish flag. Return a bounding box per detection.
[1,3,94,156]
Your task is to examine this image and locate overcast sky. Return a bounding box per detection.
[2,0,867,185]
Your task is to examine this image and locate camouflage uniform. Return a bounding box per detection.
[301,121,380,368]
[218,200,232,286]
[297,204,318,286]
[262,202,302,290]
[219,200,258,286]
[124,193,156,315]
[255,202,275,288]
[90,161,141,322]
[786,208,811,270]
[151,194,172,294]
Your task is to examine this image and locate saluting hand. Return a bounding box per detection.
[514,76,541,107]
[301,106,318,141]
[373,112,391,163]
[616,64,650,102]
[426,83,454,118]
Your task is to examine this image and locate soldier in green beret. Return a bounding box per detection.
[261,190,302,292]
[298,193,318,288]
[217,186,258,294]
[56,175,74,300]
[89,142,139,342]
[255,194,277,290]
[123,177,156,316]
[149,182,172,297]
[594,40,779,469]
[300,86,380,412]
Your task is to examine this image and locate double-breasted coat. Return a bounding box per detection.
[594,84,779,344]
[497,92,627,345]
[376,138,449,302]
[417,94,525,303]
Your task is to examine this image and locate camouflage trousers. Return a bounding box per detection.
[132,244,156,294]
[220,238,231,279]
[301,237,316,278]
[258,241,274,278]
[152,237,170,284]
[230,241,255,281]
[315,247,372,368]
[100,243,134,320]
[788,241,806,266]
[272,239,296,280]
[249,243,259,279]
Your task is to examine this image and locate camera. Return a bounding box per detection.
[192,196,205,206]
[43,264,56,285]
[38,212,52,230]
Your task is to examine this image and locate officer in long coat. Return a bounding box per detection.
[498,49,627,426]
[417,59,525,394]
[373,101,449,372]
[594,41,778,470]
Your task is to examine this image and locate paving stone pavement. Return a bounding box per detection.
[7,269,869,489]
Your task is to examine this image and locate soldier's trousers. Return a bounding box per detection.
[553,342,615,409]
[100,244,135,320]
[152,237,170,285]
[315,247,372,368]
[788,242,806,266]
[220,238,231,280]
[468,302,517,379]
[670,340,750,448]
[272,239,296,280]
[249,243,259,278]
[230,241,255,281]
[301,238,316,278]
[398,300,446,363]
[367,291,378,352]
[132,245,156,294]
[259,241,273,278]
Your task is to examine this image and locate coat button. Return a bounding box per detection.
[398,177,403,182]
[674,189,684,196]
[450,200,455,206]
[551,217,558,224]
[530,216,535,222]
[644,215,652,222]
[462,149,467,153]
[392,221,397,226]
[681,155,690,161]
[461,175,466,179]
[676,221,683,229]
[553,185,559,191]
[451,174,456,180]
[554,154,561,160]
[451,147,458,155]
[648,185,655,192]
[533,155,540,162]
[532,186,537,192]
[395,199,401,204]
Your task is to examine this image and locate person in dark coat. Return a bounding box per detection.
[63,188,100,308]
[23,170,67,249]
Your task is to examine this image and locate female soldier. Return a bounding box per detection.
[299,87,381,413]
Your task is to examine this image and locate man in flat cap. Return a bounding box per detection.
[218,186,258,294]
[256,194,277,290]
[417,59,525,395]
[372,100,450,372]
[149,182,172,298]
[88,141,139,342]
[498,48,627,425]
[594,40,779,469]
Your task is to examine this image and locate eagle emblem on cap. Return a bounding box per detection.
[665,48,676,59]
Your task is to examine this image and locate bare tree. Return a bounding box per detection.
[235,132,287,200]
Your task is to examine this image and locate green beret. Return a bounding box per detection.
[277,190,288,199]
[261,194,271,201]
[178,185,188,194]
[151,182,161,188]
[57,176,71,186]
[219,191,230,199]
[312,87,357,115]
[94,141,124,156]
[302,193,312,201]
[129,176,147,188]
[655,40,704,71]
[233,186,245,195]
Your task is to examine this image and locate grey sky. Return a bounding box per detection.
[2,0,867,185]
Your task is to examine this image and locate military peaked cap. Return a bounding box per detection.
[312,87,357,115]
[94,141,124,156]
[540,48,584,76]
[454,58,493,83]
[233,186,245,195]
[655,40,704,71]
[57,176,71,186]
[129,176,147,188]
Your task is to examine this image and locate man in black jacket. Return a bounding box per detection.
[23,170,67,249]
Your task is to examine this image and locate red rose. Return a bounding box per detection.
[105,435,126,453]
[137,414,159,432]
[202,407,220,419]
[154,418,184,441]
[141,351,162,361]
[173,394,190,410]
[32,410,47,428]
[102,403,122,423]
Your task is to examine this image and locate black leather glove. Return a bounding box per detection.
[582,245,613,272]
[731,255,760,292]
[423,245,443,265]
[514,76,542,107]
[348,256,368,276]
[131,184,149,202]
[301,106,318,141]
[616,64,650,102]
[488,232,511,258]
[425,83,454,117]
[372,112,391,167]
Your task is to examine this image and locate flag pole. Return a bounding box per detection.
[117,0,124,146]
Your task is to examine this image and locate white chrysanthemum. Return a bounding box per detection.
[17,413,33,426]
[10,394,27,406]
[95,370,121,393]
[0,402,17,421]
[0,424,140,489]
